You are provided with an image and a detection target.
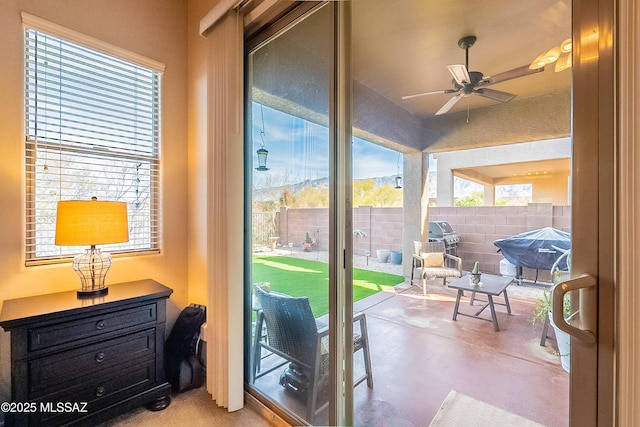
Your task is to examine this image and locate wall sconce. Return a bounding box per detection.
[256,147,269,171]
[55,198,129,297]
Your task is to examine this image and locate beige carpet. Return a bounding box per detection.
[429,390,547,427]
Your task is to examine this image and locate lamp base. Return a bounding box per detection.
[77,287,109,298]
[73,247,112,297]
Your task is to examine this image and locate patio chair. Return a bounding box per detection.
[252,285,373,423]
[411,241,463,294]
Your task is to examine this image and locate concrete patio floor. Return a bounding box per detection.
[251,258,569,426]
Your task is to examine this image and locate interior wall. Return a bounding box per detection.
[0,0,189,412]
[187,0,219,305]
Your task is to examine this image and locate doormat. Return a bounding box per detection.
[429,390,547,427]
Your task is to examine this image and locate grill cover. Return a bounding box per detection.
[493,227,570,271]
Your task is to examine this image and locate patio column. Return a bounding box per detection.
[484,184,495,206]
[436,161,454,206]
[403,151,429,277]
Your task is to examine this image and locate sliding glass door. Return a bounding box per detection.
[244,1,611,425]
[246,4,334,425]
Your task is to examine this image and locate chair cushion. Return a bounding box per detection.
[421,252,444,267]
[416,267,461,278]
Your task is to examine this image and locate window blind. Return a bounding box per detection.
[25,27,161,264]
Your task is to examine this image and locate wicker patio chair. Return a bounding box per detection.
[252,285,373,423]
[411,241,463,294]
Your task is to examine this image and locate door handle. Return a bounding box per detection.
[552,273,597,344]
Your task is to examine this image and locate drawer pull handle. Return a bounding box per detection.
[96,320,106,330]
[95,352,106,363]
[96,386,106,397]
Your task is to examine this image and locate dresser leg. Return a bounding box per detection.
[146,394,171,411]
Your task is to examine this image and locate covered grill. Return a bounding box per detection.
[493,227,571,283]
[428,221,459,256]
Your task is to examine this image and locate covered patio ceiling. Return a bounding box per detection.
[251,0,572,154]
[455,158,572,186]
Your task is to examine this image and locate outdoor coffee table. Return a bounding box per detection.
[448,273,513,331]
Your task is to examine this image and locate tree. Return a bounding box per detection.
[352,179,403,207]
[454,191,484,207]
[296,186,329,207]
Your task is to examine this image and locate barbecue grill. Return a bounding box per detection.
[428,221,459,256]
[493,227,571,284]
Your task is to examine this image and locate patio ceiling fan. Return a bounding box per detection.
[402,35,545,115]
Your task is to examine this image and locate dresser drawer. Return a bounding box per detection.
[0,280,173,426]
[29,303,157,351]
[29,328,156,396]
[32,359,157,426]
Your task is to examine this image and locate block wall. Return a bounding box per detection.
[275,203,571,281]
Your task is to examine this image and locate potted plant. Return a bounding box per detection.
[376,248,390,263]
[469,261,481,286]
[531,288,573,372]
[390,250,403,265]
[303,232,315,252]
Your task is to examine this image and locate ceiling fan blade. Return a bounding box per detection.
[447,64,470,85]
[474,88,517,103]
[402,88,459,100]
[402,90,448,100]
[435,93,464,115]
[478,64,545,86]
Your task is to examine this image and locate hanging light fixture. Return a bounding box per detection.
[529,38,572,72]
[394,152,403,189]
[256,104,270,171]
[555,53,572,72]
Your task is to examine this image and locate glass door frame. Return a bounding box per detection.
[242,0,616,425]
[243,3,354,425]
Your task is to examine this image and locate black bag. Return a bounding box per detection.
[165,304,206,392]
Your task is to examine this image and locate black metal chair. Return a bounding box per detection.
[252,285,373,423]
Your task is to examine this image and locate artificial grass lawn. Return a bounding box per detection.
[252,255,405,317]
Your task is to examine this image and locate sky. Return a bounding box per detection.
[252,103,404,188]
[251,103,533,201]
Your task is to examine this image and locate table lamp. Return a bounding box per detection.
[55,198,129,297]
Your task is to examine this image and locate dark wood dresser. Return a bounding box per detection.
[0,279,173,426]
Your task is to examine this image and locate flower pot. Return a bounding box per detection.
[376,249,390,263]
[390,251,403,265]
[549,313,571,372]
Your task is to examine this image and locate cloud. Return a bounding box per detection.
[251,103,402,184]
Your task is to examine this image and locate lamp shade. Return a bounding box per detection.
[55,200,129,246]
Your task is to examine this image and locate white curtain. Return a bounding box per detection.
[204,9,244,411]
[617,0,640,425]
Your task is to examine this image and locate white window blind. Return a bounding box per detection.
[25,27,161,264]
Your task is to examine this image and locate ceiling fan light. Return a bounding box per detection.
[555,53,572,72]
[529,52,547,69]
[544,47,561,64]
[560,38,573,53]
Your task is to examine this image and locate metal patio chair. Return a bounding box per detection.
[411,241,463,294]
[252,285,373,423]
